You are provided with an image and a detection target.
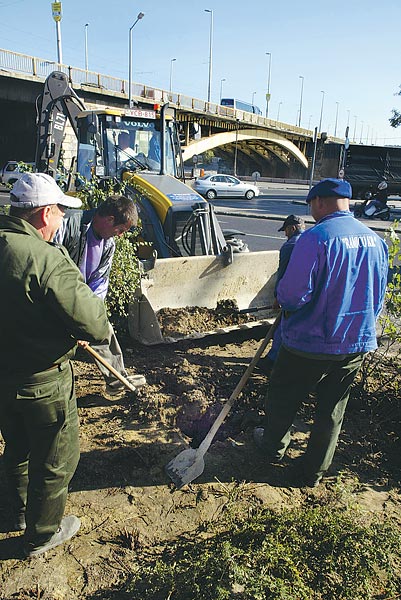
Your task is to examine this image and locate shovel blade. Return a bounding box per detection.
[165,447,205,489]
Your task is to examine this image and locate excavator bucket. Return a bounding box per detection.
[128,250,279,345]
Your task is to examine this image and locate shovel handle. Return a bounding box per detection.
[198,311,281,453]
[83,344,137,393]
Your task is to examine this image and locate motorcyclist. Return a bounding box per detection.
[363,181,389,217]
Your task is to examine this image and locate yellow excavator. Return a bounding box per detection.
[35,71,278,344]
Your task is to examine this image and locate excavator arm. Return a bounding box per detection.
[35,71,86,178]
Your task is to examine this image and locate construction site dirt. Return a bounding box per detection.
[0,329,400,599]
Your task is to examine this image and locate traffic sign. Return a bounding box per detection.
[52,2,62,22]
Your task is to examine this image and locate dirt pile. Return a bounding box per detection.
[157,300,273,338]
[0,332,400,599]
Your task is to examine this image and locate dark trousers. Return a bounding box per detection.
[262,346,364,478]
[0,362,80,546]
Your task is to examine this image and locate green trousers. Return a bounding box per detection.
[0,361,80,546]
[262,346,364,479]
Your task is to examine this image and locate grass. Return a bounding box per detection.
[99,491,401,600]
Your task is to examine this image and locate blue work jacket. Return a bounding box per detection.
[277,211,388,355]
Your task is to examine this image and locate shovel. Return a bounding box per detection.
[165,311,282,489]
[83,344,138,393]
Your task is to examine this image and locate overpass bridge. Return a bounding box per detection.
[0,48,342,177]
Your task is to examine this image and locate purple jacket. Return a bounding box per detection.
[277,211,388,355]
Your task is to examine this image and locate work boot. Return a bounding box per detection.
[105,374,147,398]
[253,427,283,462]
[23,515,81,558]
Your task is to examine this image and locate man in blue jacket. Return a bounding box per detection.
[258,214,305,374]
[254,178,388,487]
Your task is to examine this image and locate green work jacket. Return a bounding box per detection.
[0,215,110,376]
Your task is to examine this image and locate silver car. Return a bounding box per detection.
[193,174,260,200]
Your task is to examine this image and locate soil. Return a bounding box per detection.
[0,326,400,599]
[157,301,273,339]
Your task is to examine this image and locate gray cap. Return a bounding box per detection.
[278,214,305,232]
[10,172,82,209]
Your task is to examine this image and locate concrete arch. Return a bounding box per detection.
[182,128,308,168]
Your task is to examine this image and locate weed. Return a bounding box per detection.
[120,501,401,600]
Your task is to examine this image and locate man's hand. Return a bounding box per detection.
[272,298,281,310]
[77,340,90,349]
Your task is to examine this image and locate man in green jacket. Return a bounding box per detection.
[0,173,110,558]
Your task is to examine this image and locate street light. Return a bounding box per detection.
[277,101,283,121]
[169,58,176,92]
[219,78,226,103]
[205,9,213,103]
[318,90,325,133]
[353,115,357,142]
[234,118,240,176]
[252,91,256,105]
[366,124,370,145]
[346,109,350,128]
[84,23,89,72]
[308,114,313,129]
[128,11,145,108]
[359,121,364,144]
[297,75,304,127]
[265,52,272,118]
[334,101,339,137]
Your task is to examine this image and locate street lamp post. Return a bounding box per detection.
[346,109,350,128]
[265,52,271,118]
[353,115,357,142]
[252,91,256,105]
[128,12,145,108]
[318,90,325,133]
[366,124,370,145]
[205,9,213,103]
[308,114,313,129]
[219,78,226,103]
[169,58,176,92]
[51,2,63,65]
[359,121,364,144]
[297,75,304,127]
[233,118,240,176]
[277,101,283,121]
[84,23,89,72]
[334,101,339,137]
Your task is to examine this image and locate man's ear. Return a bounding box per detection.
[40,205,52,226]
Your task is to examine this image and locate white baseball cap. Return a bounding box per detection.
[10,172,82,209]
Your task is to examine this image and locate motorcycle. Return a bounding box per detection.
[354,186,391,221]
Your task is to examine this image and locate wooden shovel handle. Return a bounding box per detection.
[198,311,281,453]
[83,344,137,393]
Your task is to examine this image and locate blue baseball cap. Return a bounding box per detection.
[306,178,352,203]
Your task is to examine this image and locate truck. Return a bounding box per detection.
[314,140,401,199]
[34,71,278,344]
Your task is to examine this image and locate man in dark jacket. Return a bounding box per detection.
[0,173,110,557]
[258,214,305,374]
[254,179,388,487]
[55,195,146,397]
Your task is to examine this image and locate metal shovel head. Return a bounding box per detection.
[165,447,205,489]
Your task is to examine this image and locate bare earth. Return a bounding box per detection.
[0,325,400,599]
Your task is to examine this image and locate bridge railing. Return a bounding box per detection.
[0,47,314,138]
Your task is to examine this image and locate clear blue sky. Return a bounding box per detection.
[1,0,401,145]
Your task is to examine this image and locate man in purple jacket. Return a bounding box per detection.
[254,178,388,487]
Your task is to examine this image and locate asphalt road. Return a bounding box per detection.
[1,185,399,254]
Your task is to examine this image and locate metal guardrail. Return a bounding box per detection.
[0,47,315,138]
